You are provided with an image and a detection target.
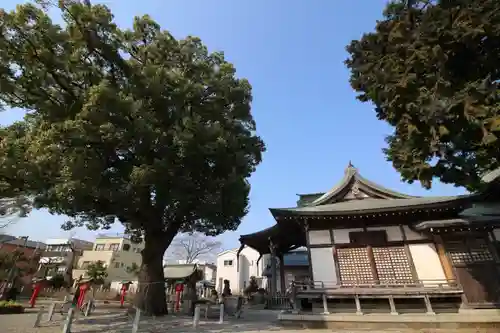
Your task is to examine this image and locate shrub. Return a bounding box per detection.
[0,300,24,314]
[49,274,67,289]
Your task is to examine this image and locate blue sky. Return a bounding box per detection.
[1,0,465,249]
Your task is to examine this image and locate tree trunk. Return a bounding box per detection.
[134,231,170,316]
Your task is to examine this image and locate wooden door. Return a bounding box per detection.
[372,246,415,284]
[444,237,500,307]
[337,247,374,285]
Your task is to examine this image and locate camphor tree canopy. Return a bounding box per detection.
[346,0,500,191]
[0,0,265,315]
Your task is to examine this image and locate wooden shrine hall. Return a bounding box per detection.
[239,163,500,314]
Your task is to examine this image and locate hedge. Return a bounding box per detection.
[0,301,25,314]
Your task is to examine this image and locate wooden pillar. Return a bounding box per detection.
[362,226,379,284]
[304,219,314,283]
[322,293,329,314]
[330,229,341,285]
[423,295,435,315]
[487,230,500,262]
[354,295,363,315]
[388,295,398,315]
[434,235,455,282]
[278,253,286,294]
[366,244,379,284]
[269,239,277,296]
[399,225,419,283]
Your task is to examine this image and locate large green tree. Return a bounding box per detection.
[0,0,264,315]
[346,0,500,191]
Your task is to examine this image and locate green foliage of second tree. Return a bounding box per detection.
[0,0,265,315]
[346,0,500,191]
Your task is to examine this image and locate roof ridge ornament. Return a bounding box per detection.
[346,160,357,173]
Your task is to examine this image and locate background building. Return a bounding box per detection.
[0,234,46,287]
[216,246,265,294]
[38,237,93,279]
[72,234,144,290]
[262,249,309,292]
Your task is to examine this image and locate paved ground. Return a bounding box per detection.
[2,305,496,333]
[2,310,296,333]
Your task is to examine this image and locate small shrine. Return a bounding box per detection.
[239,163,500,313]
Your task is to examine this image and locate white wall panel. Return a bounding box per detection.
[310,247,337,287]
[308,230,332,245]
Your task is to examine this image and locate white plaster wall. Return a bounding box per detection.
[403,226,426,240]
[310,247,337,287]
[366,226,403,241]
[216,247,262,294]
[332,228,363,244]
[409,243,446,285]
[240,246,262,277]
[308,230,331,245]
[215,251,238,293]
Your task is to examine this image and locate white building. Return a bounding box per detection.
[71,234,144,291]
[39,238,94,277]
[199,263,216,283]
[215,246,266,294]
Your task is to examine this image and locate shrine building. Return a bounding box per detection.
[238,163,500,314]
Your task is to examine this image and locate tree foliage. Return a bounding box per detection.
[0,197,32,229]
[0,0,264,315]
[85,260,108,285]
[49,274,67,289]
[345,0,500,191]
[168,232,221,264]
[126,262,140,277]
[0,249,37,280]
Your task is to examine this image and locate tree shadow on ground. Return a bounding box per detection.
[72,310,314,333]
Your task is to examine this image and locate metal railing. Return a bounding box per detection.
[292,278,462,291]
[267,294,292,310]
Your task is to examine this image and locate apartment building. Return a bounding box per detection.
[72,234,144,290]
[38,238,93,278]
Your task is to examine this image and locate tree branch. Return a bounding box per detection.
[168,233,221,264]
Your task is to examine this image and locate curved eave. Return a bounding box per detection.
[297,192,325,197]
[270,195,476,219]
[310,166,356,206]
[310,166,417,206]
[414,216,500,230]
[355,174,418,199]
[239,224,306,254]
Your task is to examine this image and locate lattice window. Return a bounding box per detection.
[446,241,472,265]
[447,239,494,265]
[468,239,494,262]
[372,246,414,284]
[337,247,374,285]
